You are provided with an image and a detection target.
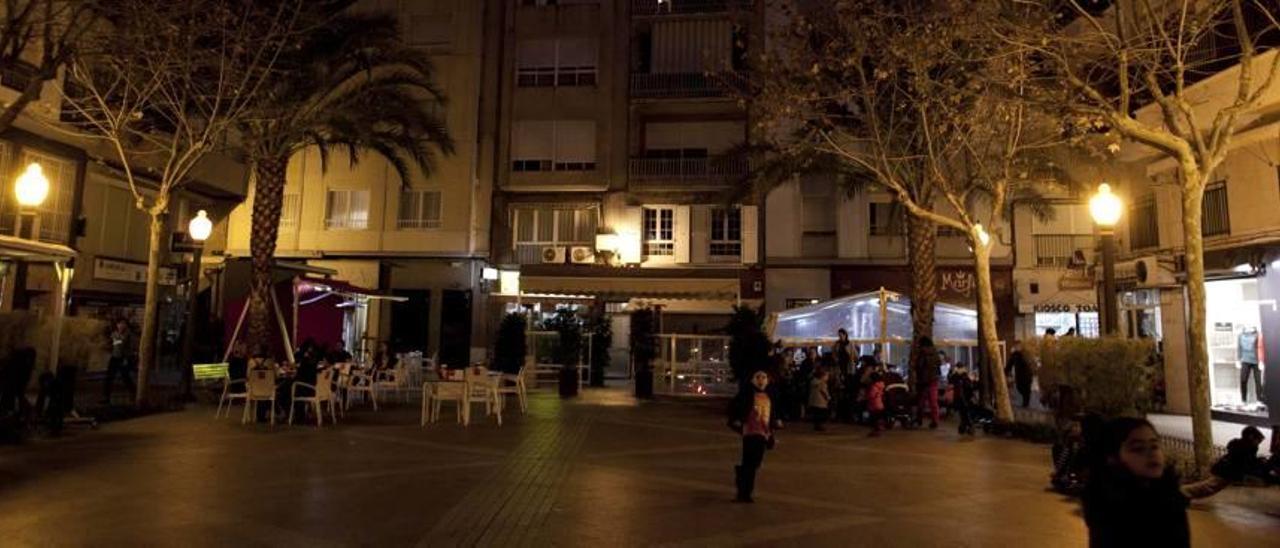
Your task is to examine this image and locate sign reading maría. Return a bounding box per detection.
[93,258,177,286]
[940,270,976,299]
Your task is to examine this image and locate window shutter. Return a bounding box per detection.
[513,121,554,161]
[690,206,709,263]
[674,205,691,263]
[517,39,556,69]
[557,37,596,69]
[554,121,596,164]
[741,205,758,264]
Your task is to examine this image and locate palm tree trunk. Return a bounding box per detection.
[135,211,168,408]
[906,215,937,374]
[973,237,1013,422]
[247,157,288,353]
[1181,170,1213,477]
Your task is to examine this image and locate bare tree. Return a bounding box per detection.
[59,0,300,406]
[1016,0,1280,475]
[752,0,1067,422]
[0,0,97,132]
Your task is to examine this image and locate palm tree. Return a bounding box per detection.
[239,10,453,348]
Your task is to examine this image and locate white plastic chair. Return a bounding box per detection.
[216,375,247,419]
[463,366,502,426]
[290,368,339,427]
[375,361,410,403]
[496,365,529,415]
[241,368,277,426]
[423,370,467,425]
[345,369,378,411]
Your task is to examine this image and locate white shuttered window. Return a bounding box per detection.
[512,120,596,172]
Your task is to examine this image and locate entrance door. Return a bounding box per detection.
[440,289,472,368]
[391,290,430,354]
[610,314,631,378]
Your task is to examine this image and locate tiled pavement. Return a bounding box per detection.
[2,388,1278,547]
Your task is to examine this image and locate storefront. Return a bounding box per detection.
[1031,304,1100,337]
[1203,277,1267,420]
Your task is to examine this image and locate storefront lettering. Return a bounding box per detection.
[940,271,975,299]
[1034,304,1098,313]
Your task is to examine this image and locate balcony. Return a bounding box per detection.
[631,0,753,17]
[1035,234,1094,268]
[628,154,748,189]
[630,72,743,99]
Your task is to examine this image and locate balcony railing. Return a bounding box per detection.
[631,0,753,17]
[628,155,748,187]
[630,72,744,99]
[1035,234,1094,268]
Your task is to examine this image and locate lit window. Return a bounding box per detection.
[644,207,674,256]
[710,207,741,257]
[398,189,442,230]
[325,189,370,230]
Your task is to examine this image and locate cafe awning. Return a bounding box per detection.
[0,234,75,262]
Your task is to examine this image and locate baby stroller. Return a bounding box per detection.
[882,383,914,429]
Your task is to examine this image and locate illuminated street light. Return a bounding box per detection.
[14,162,49,207]
[1090,183,1123,335]
[187,210,213,242]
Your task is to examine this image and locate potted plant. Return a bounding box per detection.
[630,307,658,399]
[587,314,612,387]
[727,305,770,384]
[547,308,583,398]
[493,312,527,375]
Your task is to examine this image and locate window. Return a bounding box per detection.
[406,2,453,47]
[800,176,836,257]
[279,193,300,229]
[511,120,596,172]
[868,202,902,236]
[710,207,741,257]
[325,189,370,230]
[1201,181,1230,237]
[517,38,597,87]
[511,206,598,263]
[1129,194,1159,250]
[16,150,76,243]
[398,190,442,230]
[644,207,674,256]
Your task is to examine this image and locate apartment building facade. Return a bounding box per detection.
[221,0,493,368]
[484,0,763,366]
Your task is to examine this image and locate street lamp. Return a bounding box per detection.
[13,162,49,237]
[1090,183,1123,335]
[179,210,212,397]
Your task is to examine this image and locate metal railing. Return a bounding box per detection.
[652,334,735,396]
[1034,234,1094,268]
[631,0,753,16]
[630,72,743,99]
[628,155,748,186]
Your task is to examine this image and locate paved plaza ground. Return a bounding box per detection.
[3,387,1279,547]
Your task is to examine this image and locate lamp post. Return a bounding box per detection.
[1090,183,1123,335]
[179,210,212,397]
[13,162,49,237]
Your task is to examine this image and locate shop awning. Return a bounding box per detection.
[0,234,75,262]
[517,275,741,301]
[297,277,406,302]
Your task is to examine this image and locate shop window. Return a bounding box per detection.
[643,207,674,257]
[709,207,741,257]
[325,189,370,230]
[398,189,442,230]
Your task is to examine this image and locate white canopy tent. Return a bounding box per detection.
[768,288,998,370]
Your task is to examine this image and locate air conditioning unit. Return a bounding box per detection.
[569,246,595,264]
[1135,256,1176,288]
[541,246,567,264]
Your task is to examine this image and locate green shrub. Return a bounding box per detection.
[1024,336,1155,418]
[587,314,612,387]
[545,308,583,368]
[630,307,658,398]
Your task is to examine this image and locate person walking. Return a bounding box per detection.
[948,363,976,435]
[913,336,942,429]
[809,368,831,432]
[1006,342,1035,408]
[1083,417,1189,548]
[102,320,136,404]
[728,370,782,503]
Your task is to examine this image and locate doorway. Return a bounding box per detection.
[391,290,430,355]
[440,289,472,368]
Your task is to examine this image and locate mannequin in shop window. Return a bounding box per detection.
[1238,327,1263,404]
